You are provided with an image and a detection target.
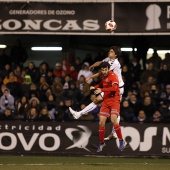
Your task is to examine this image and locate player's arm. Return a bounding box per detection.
[101,83,119,92]
[89,61,102,71]
[85,72,101,83]
[94,83,118,94]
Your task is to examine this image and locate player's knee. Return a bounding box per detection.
[99,121,105,127]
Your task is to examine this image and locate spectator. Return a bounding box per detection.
[69,65,78,82]
[20,75,32,96]
[15,95,29,120]
[0,108,14,120]
[159,84,170,106]
[55,100,65,122]
[3,71,18,85]
[51,78,64,103]
[62,81,84,106]
[150,110,163,123]
[129,57,141,82]
[61,58,70,75]
[149,84,160,105]
[62,74,72,90]
[76,75,91,102]
[77,62,93,84]
[132,36,149,70]
[46,68,55,85]
[26,107,38,121]
[57,98,75,122]
[147,49,162,71]
[6,72,21,100]
[133,110,148,123]
[27,83,40,99]
[25,61,39,83]
[38,61,49,77]
[37,75,48,89]
[157,63,170,91]
[46,94,58,120]
[53,62,63,78]
[39,83,50,102]
[162,52,170,68]
[121,65,134,97]
[0,63,12,79]
[140,76,155,98]
[160,103,170,123]
[73,57,82,72]
[38,106,52,121]
[140,62,157,84]
[0,88,15,113]
[120,100,135,122]
[129,94,139,117]
[13,65,22,78]
[138,96,157,119]
[27,96,41,113]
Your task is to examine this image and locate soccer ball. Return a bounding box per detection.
[105,20,117,32]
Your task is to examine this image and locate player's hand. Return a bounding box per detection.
[86,77,91,83]
[94,88,101,94]
[89,66,94,71]
[90,86,95,90]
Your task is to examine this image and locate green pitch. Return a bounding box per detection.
[0,156,169,170]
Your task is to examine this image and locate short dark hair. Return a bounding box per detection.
[109,46,121,57]
[100,62,110,69]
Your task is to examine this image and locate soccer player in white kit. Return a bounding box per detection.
[69,46,124,140]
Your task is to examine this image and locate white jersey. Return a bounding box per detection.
[102,57,124,87]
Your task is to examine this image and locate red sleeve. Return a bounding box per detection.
[101,83,118,92]
[94,81,103,89]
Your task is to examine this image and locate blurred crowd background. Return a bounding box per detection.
[0,43,170,124]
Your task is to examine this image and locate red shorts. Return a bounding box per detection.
[99,99,120,118]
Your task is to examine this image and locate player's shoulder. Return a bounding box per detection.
[109,71,118,79]
[114,58,120,65]
[109,71,117,76]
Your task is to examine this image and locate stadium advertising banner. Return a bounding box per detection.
[115,2,170,34]
[0,121,170,157]
[0,2,111,34]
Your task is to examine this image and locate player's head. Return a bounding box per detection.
[108,46,121,58]
[100,62,110,77]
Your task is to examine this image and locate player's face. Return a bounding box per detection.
[101,67,110,77]
[108,49,116,59]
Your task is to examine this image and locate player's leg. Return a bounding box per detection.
[104,116,120,140]
[69,94,103,119]
[110,107,125,151]
[97,114,107,152]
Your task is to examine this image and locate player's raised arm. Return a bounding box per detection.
[89,61,102,71]
[85,72,101,83]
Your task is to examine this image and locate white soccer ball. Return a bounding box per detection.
[105,20,117,32]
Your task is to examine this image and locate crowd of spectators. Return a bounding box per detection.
[0,48,170,123]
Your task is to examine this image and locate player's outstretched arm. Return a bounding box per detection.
[89,61,102,71]
[85,72,101,83]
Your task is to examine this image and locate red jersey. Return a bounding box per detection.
[94,71,120,102]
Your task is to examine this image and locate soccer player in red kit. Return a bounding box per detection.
[90,61,125,152]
